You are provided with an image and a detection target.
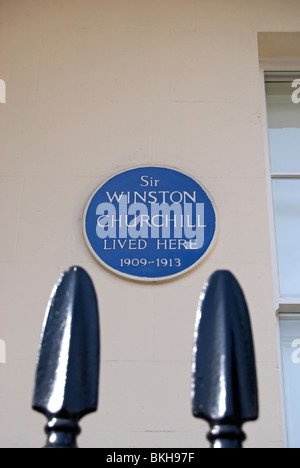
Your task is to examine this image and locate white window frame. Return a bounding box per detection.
[261,61,300,448]
[262,63,300,308]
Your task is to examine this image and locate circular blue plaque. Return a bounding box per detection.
[83,166,217,281]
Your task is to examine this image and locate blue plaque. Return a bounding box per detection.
[83,167,217,281]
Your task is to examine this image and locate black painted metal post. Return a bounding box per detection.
[32,266,100,448]
[191,270,259,448]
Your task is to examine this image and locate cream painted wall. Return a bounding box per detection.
[1,0,300,448]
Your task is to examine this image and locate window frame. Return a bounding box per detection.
[262,67,300,311]
[261,63,300,448]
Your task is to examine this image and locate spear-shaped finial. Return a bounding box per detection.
[192,270,258,448]
[32,266,100,448]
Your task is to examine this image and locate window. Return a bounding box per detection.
[265,72,300,447]
[265,72,300,300]
[279,316,300,448]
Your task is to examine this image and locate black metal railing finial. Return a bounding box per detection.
[191,270,259,448]
[32,266,100,448]
[32,267,258,448]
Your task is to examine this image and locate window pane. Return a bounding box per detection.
[272,179,300,297]
[280,317,300,448]
[266,81,300,173]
